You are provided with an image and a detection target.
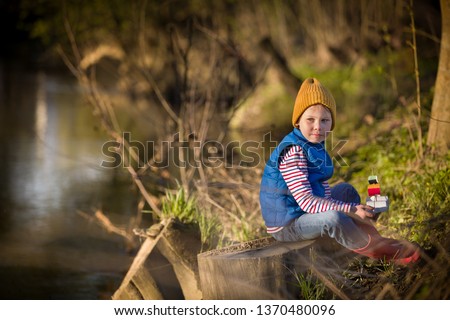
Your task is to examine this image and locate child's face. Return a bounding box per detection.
[297,104,332,143]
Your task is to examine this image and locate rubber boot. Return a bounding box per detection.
[353,234,421,265]
[355,221,421,264]
[356,221,384,241]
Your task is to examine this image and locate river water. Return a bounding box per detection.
[0,61,141,299]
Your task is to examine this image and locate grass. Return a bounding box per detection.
[288,242,449,300]
[336,125,450,249]
[294,270,328,300]
[324,120,449,299]
[160,186,222,251]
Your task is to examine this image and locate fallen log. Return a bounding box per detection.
[112,218,203,300]
[112,221,171,300]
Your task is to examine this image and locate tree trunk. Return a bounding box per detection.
[197,237,316,299]
[427,0,450,153]
[155,222,203,299]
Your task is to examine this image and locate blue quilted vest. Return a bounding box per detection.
[259,128,334,227]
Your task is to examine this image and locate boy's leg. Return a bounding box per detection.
[331,182,384,238]
[272,210,369,250]
[329,183,420,264]
[330,182,361,203]
[271,183,365,245]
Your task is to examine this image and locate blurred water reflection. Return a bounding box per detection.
[0,62,139,299]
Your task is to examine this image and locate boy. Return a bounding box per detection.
[259,78,419,264]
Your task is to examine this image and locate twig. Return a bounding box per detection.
[78,209,134,243]
[140,68,179,124]
[310,265,350,300]
[408,0,423,159]
[375,283,400,300]
[204,195,242,223]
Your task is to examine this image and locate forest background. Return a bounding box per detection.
[2,0,449,299]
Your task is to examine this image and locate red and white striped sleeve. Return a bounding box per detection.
[323,181,332,198]
[279,145,353,214]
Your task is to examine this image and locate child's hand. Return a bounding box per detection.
[351,204,375,222]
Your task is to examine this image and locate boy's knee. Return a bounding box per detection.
[330,183,361,203]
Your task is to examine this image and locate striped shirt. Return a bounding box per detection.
[267,145,354,234]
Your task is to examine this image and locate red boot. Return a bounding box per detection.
[353,234,421,265]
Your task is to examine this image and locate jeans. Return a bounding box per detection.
[271,183,369,250]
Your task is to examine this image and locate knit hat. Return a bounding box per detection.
[292,78,336,130]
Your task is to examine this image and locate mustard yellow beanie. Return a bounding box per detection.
[292,78,336,130]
